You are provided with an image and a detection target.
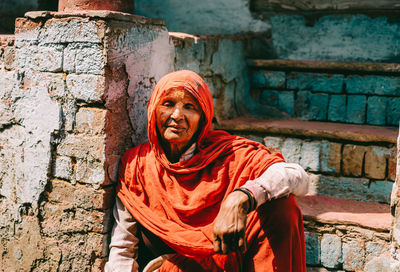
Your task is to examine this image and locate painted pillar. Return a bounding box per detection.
[391,125,400,271]
[59,0,134,13]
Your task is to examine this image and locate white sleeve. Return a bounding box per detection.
[241,162,309,208]
[104,197,140,272]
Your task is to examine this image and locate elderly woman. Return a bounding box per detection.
[105,70,309,272]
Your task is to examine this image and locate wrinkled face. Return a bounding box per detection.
[155,88,202,148]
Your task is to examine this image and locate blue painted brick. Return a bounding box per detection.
[295,90,311,120]
[287,72,343,93]
[367,96,387,125]
[260,90,279,107]
[252,71,285,89]
[346,95,366,124]
[309,93,329,121]
[278,91,294,115]
[346,75,400,95]
[387,97,400,126]
[328,95,347,122]
[305,232,321,266]
[316,176,391,204]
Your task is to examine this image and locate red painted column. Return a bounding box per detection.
[59,0,134,13]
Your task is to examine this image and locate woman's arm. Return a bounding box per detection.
[241,162,309,208]
[213,162,308,254]
[105,197,140,272]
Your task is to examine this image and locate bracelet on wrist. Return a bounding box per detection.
[233,187,257,212]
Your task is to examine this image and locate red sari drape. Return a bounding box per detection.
[117,70,306,271]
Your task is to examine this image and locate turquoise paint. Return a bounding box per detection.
[387,97,400,126]
[346,75,400,96]
[305,232,321,266]
[346,95,366,124]
[287,72,343,93]
[295,91,312,120]
[367,96,387,125]
[269,14,400,62]
[310,93,329,121]
[320,141,338,174]
[278,91,295,116]
[135,0,270,35]
[328,95,347,122]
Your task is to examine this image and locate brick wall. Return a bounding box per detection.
[251,70,400,126]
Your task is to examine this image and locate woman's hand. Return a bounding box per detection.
[213,191,251,254]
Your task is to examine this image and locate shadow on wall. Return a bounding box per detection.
[0,0,58,33]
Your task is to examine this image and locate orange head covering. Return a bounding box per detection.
[117,70,285,269]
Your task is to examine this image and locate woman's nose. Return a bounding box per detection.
[170,106,183,120]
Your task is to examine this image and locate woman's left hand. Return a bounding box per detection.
[213,191,251,254]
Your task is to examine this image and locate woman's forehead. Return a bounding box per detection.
[162,88,197,102]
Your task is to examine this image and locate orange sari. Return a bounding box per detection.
[117,70,306,271]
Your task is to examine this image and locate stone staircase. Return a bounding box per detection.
[215,59,398,271]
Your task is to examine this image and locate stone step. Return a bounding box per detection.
[246,59,400,127]
[298,195,390,271]
[215,117,397,205]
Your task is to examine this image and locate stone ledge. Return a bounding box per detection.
[215,117,398,143]
[297,195,391,231]
[248,59,400,75]
[24,10,165,26]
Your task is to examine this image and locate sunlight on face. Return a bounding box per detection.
[155,88,202,149]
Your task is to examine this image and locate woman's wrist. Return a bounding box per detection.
[232,188,257,213]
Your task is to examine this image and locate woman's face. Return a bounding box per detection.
[155,88,202,148]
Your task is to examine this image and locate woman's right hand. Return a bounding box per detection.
[213,191,251,254]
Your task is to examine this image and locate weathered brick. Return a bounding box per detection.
[57,134,105,161]
[295,90,311,120]
[346,75,400,95]
[342,145,367,177]
[328,95,346,122]
[300,141,320,171]
[389,148,397,181]
[260,90,279,107]
[309,93,329,121]
[39,18,104,44]
[364,256,390,272]
[365,242,383,258]
[251,70,285,89]
[32,72,66,100]
[321,234,341,269]
[281,138,302,164]
[36,44,64,72]
[287,72,343,93]
[64,43,105,75]
[366,96,387,126]
[263,136,283,153]
[54,156,73,180]
[14,18,41,43]
[320,140,341,174]
[364,146,389,180]
[75,159,105,187]
[346,95,366,124]
[316,176,391,203]
[76,107,107,135]
[74,186,114,211]
[305,232,321,265]
[66,74,106,103]
[342,239,365,271]
[387,97,400,126]
[277,91,294,116]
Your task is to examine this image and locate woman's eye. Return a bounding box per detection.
[184,104,195,110]
[163,101,174,107]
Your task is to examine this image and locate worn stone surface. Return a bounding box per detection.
[320,140,341,174]
[346,95,366,124]
[287,72,343,93]
[281,138,302,164]
[364,146,389,180]
[251,70,285,89]
[342,145,367,177]
[328,95,346,122]
[300,141,321,172]
[367,96,387,126]
[321,234,342,269]
[66,74,106,103]
[309,93,329,121]
[305,232,321,265]
[342,239,365,271]
[263,136,283,153]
